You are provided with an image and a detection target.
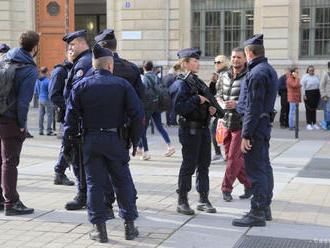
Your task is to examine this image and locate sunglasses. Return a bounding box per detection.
[214,61,222,64]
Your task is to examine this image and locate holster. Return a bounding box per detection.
[117,125,132,149]
[55,107,65,123]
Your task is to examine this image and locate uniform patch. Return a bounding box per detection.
[76,70,84,77]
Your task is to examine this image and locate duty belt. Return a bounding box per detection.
[179,120,207,129]
[85,128,117,132]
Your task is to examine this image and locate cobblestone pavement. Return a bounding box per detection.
[0,108,329,248]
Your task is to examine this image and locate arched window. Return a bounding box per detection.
[191,0,254,58]
[300,0,330,58]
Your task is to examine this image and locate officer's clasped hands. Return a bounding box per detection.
[208,106,217,116]
[199,95,209,104]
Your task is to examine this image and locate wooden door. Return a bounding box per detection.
[35,0,74,72]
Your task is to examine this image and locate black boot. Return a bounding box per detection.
[54,172,75,186]
[0,195,4,211]
[239,188,253,199]
[65,191,86,210]
[265,206,272,221]
[124,220,139,240]
[177,191,194,215]
[222,191,233,202]
[106,205,115,220]
[89,222,108,243]
[197,192,216,213]
[5,200,34,216]
[232,209,266,227]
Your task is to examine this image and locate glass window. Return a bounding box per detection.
[191,0,254,58]
[300,0,330,58]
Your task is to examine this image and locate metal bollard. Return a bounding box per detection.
[295,103,299,139]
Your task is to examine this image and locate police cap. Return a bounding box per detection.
[92,44,113,59]
[177,48,201,59]
[243,34,264,47]
[0,43,10,53]
[63,30,87,44]
[94,29,115,43]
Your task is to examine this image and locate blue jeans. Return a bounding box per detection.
[39,100,54,134]
[289,102,297,128]
[323,100,330,125]
[139,112,171,151]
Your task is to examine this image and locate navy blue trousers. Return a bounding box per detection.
[178,128,211,193]
[244,137,273,210]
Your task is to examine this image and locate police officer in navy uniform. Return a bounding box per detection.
[169,48,217,215]
[48,51,74,186]
[62,30,93,210]
[63,44,143,242]
[232,34,278,227]
[94,29,145,99]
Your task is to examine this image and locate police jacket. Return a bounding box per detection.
[63,70,144,158]
[242,56,278,140]
[170,76,210,125]
[2,48,38,128]
[64,50,92,101]
[49,60,72,109]
[217,66,247,130]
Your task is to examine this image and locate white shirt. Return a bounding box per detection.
[301,74,320,95]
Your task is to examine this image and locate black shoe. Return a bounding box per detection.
[124,220,139,240]
[65,191,86,210]
[0,201,4,211]
[197,192,216,213]
[47,132,56,136]
[222,191,233,202]
[39,132,44,135]
[232,209,266,227]
[177,191,195,215]
[106,205,115,220]
[239,188,253,199]
[5,200,34,216]
[89,222,108,243]
[265,206,272,221]
[54,172,75,186]
[26,132,34,138]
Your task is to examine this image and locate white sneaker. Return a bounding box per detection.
[140,152,151,161]
[211,154,225,163]
[306,124,313,130]
[313,124,320,130]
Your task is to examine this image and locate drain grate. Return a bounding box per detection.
[234,236,330,248]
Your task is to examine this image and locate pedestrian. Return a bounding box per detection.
[278,67,291,128]
[320,62,330,130]
[217,47,252,202]
[0,30,40,215]
[34,67,55,136]
[62,30,93,211]
[301,65,321,130]
[286,67,302,130]
[63,44,143,242]
[232,34,278,227]
[48,51,75,186]
[138,60,175,160]
[210,55,228,162]
[169,48,217,215]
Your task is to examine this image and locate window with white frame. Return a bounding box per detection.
[191,0,254,58]
[300,0,330,58]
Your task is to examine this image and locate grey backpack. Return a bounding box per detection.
[0,58,32,114]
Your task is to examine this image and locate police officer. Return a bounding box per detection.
[63,44,143,242]
[48,51,74,186]
[62,30,92,210]
[94,29,145,99]
[232,34,278,227]
[169,48,217,215]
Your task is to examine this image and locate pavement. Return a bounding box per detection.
[0,106,329,248]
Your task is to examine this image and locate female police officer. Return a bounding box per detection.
[169,48,217,215]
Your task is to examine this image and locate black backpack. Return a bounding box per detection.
[113,58,138,88]
[0,58,32,114]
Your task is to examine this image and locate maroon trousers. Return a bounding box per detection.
[0,117,25,207]
[221,128,251,192]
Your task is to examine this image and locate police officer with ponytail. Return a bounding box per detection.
[169,48,217,215]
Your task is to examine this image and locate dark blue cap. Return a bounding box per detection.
[62,30,87,43]
[94,29,115,43]
[0,43,10,53]
[92,44,113,59]
[177,48,201,59]
[243,34,264,47]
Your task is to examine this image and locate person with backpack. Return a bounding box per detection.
[48,51,75,186]
[0,30,39,215]
[34,67,55,136]
[138,61,175,160]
